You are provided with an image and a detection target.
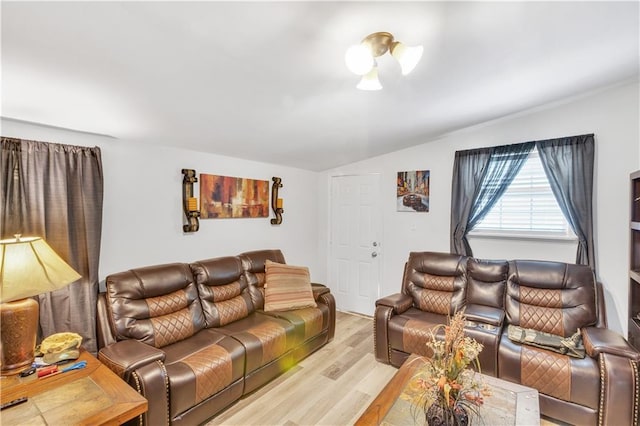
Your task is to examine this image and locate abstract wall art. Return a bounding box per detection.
[200,174,269,219]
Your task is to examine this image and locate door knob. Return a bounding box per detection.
[371,252,378,258]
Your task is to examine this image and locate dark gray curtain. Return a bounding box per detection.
[536,134,595,269]
[450,148,492,255]
[0,137,103,354]
[468,142,534,230]
[450,142,534,255]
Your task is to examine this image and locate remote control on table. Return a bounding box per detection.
[0,396,28,410]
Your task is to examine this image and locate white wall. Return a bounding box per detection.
[320,80,640,335]
[1,119,323,287]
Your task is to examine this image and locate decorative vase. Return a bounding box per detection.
[425,403,469,426]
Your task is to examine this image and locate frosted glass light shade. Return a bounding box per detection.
[391,42,424,75]
[356,66,382,91]
[0,236,81,302]
[345,44,374,75]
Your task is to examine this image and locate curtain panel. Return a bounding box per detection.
[450,142,534,256]
[536,134,595,269]
[0,137,103,354]
[450,147,492,255]
[450,134,595,271]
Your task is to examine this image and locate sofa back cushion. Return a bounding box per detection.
[402,251,467,315]
[239,249,286,309]
[106,263,205,348]
[190,256,255,327]
[505,260,597,337]
[467,258,508,309]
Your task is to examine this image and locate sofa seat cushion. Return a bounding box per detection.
[162,329,245,418]
[388,307,447,357]
[498,333,599,410]
[263,305,329,342]
[216,312,297,373]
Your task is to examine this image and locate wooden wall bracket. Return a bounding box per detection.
[271,177,283,225]
[182,169,200,232]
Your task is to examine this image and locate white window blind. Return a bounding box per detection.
[471,148,575,238]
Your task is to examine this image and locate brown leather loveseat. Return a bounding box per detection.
[96,249,335,426]
[374,251,639,425]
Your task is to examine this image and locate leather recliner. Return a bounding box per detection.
[97,250,335,426]
[374,251,640,426]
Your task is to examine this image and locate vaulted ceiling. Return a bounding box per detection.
[2,2,638,171]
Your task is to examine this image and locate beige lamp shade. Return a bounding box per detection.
[0,236,81,303]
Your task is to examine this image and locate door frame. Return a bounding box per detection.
[327,172,384,314]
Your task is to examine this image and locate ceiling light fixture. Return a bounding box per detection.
[345,32,423,90]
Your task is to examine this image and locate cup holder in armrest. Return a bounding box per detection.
[465,320,498,332]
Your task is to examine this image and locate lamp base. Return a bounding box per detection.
[1,298,39,375]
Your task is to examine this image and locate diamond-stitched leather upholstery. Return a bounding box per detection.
[506,260,597,337]
[424,273,455,291]
[147,290,189,317]
[211,281,242,302]
[181,344,233,404]
[416,288,452,315]
[403,251,467,315]
[216,297,250,326]
[106,263,205,346]
[99,251,337,426]
[520,286,563,308]
[402,319,438,357]
[521,346,571,401]
[521,303,564,336]
[376,252,638,426]
[190,256,255,328]
[151,308,196,348]
[247,321,288,364]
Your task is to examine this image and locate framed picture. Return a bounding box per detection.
[397,170,430,212]
[200,174,269,219]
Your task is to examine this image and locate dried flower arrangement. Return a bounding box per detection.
[403,310,489,425]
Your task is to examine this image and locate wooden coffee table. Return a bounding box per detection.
[0,349,147,425]
[356,354,540,426]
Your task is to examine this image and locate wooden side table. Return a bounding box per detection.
[0,349,147,425]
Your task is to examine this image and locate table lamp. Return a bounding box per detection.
[0,234,81,375]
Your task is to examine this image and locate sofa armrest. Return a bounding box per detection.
[310,284,336,342]
[376,293,413,315]
[131,360,170,426]
[311,283,330,301]
[582,327,640,361]
[98,339,166,382]
[598,352,640,426]
[464,304,505,327]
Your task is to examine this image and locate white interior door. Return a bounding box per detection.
[329,174,382,316]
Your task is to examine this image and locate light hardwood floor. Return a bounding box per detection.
[207,311,559,426]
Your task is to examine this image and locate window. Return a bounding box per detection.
[470,147,575,239]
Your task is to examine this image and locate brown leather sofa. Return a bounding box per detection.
[374,251,640,426]
[96,249,335,426]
